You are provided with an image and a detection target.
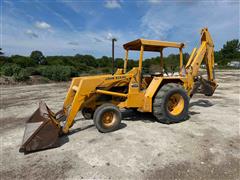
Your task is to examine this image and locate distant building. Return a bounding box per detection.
[227,61,240,68]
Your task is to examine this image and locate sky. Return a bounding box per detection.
[0,0,239,59]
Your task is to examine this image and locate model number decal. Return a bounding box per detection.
[105,76,126,80]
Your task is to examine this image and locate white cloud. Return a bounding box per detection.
[94,37,103,43]
[3,23,128,57]
[25,29,38,38]
[35,21,51,30]
[3,0,14,6]
[104,0,121,9]
[140,4,239,52]
[148,0,162,4]
[105,32,118,40]
[60,1,81,13]
[34,2,76,32]
[51,10,76,32]
[141,10,172,39]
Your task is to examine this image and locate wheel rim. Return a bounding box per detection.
[102,111,117,128]
[167,93,184,116]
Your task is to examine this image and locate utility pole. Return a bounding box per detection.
[112,38,117,74]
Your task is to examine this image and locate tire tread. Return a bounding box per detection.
[153,83,189,123]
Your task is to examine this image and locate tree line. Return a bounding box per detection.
[0,39,239,81]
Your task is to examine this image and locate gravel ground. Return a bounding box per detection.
[0,70,239,180]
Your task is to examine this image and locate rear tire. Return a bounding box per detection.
[153,83,189,124]
[93,103,122,133]
[81,108,94,119]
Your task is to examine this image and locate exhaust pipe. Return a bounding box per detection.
[112,38,117,74]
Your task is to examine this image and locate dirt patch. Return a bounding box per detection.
[0,117,26,133]
[1,155,74,180]
[0,75,53,86]
[144,155,239,180]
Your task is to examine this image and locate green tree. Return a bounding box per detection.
[11,55,36,67]
[215,39,240,66]
[1,64,21,76]
[30,51,46,64]
[83,55,97,67]
[0,48,4,56]
[13,69,30,81]
[39,65,73,81]
[115,58,124,68]
[221,39,240,59]
[97,56,112,67]
[214,51,223,64]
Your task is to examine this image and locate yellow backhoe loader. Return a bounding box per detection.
[20,28,217,153]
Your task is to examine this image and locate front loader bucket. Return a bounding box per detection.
[19,101,61,153]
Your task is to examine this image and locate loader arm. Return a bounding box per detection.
[61,73,134,134]
[185,28,217,96]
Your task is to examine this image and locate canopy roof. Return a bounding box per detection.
[123,39,185,52]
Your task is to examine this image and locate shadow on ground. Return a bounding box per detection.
[190,99,214,108]
[122,110,187,125]
[68,121,127,136]
[63,99,214,137]
[122,110,156,123]
[189,99,214,115]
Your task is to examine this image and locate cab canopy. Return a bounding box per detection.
[123,39,185,52]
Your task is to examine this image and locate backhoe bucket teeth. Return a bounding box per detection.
[19,101,61,153]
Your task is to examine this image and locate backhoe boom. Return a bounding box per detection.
[185,28,217,96]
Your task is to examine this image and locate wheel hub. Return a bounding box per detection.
[102,111,116,127]
[167,93,184,116]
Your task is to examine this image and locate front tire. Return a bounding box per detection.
[93,103,122,133]
[153,83,189,123]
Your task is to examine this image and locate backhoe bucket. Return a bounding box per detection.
[200,78,217,96]
[19,101,61,153]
